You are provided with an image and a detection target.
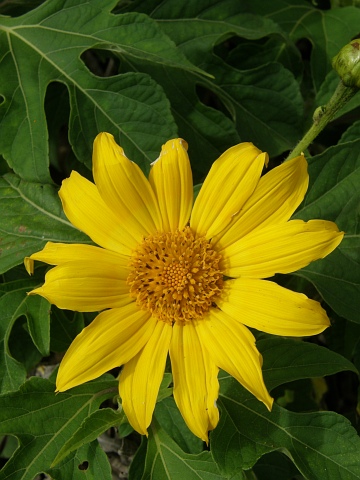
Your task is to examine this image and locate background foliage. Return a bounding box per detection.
[0,0,359,478]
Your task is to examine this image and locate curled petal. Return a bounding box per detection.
[28,258,131,311]
[25,242,128,274]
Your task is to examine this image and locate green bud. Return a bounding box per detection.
[332,39,360,88]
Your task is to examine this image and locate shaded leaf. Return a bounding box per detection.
[0,281,50,393]
[142,418,240,480]
[120,0,302,159]
[238,0,360,92]
[53,408,126,466]
[253,451,301,480]
[0,376,117,480]
[294,140,360,322]
[259,336,358,391]
[154,397,203,455]
[212,374,360,479]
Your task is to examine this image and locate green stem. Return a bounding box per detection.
[285,81,358,161]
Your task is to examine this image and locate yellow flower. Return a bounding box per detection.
[25,133,343,442]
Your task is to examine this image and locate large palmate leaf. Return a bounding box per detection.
[294,139,360,322]
[0,376,118,480]
[0,0,203,182]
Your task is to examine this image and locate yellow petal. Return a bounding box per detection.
[221,219,344,278]
[213,154,308,249]
[169,322,219,443]
[59,171,137,254]
[25,242,129,268]
[190,143,267,239]
[56,304,156,391]
[29,257,131,311]
[120,321,172,435]
[92,133,162,240]
[149,138,193,232]
[195,310,273,410]
[217,278,330,336]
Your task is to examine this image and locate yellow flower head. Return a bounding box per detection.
[25,133,343,442]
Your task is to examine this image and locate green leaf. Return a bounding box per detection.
[122,0,303,157]
[119,59,241,179]
[0,376,118,480]
[253,451,301,480]
[0,0,194,181]
[294,140,360,322]
[205,58,303,155]
[238,1,360,93]
[0,281,50,393]
[259,336,358,391]
[225,36,303,78]
[48,442,112,480]
[52,408,126,467]
[154,397,203,455]
[121,0,281,64]
[0,173,90,274]
[339,119,360,144]
[142,418,239,480]
[50,309,85,353]
[212,375,360,479]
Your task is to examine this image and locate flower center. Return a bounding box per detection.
[127,226,223,324]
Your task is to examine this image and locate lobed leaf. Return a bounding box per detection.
[0,0,190,182]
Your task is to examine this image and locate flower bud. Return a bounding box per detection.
[332,39,360,88]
